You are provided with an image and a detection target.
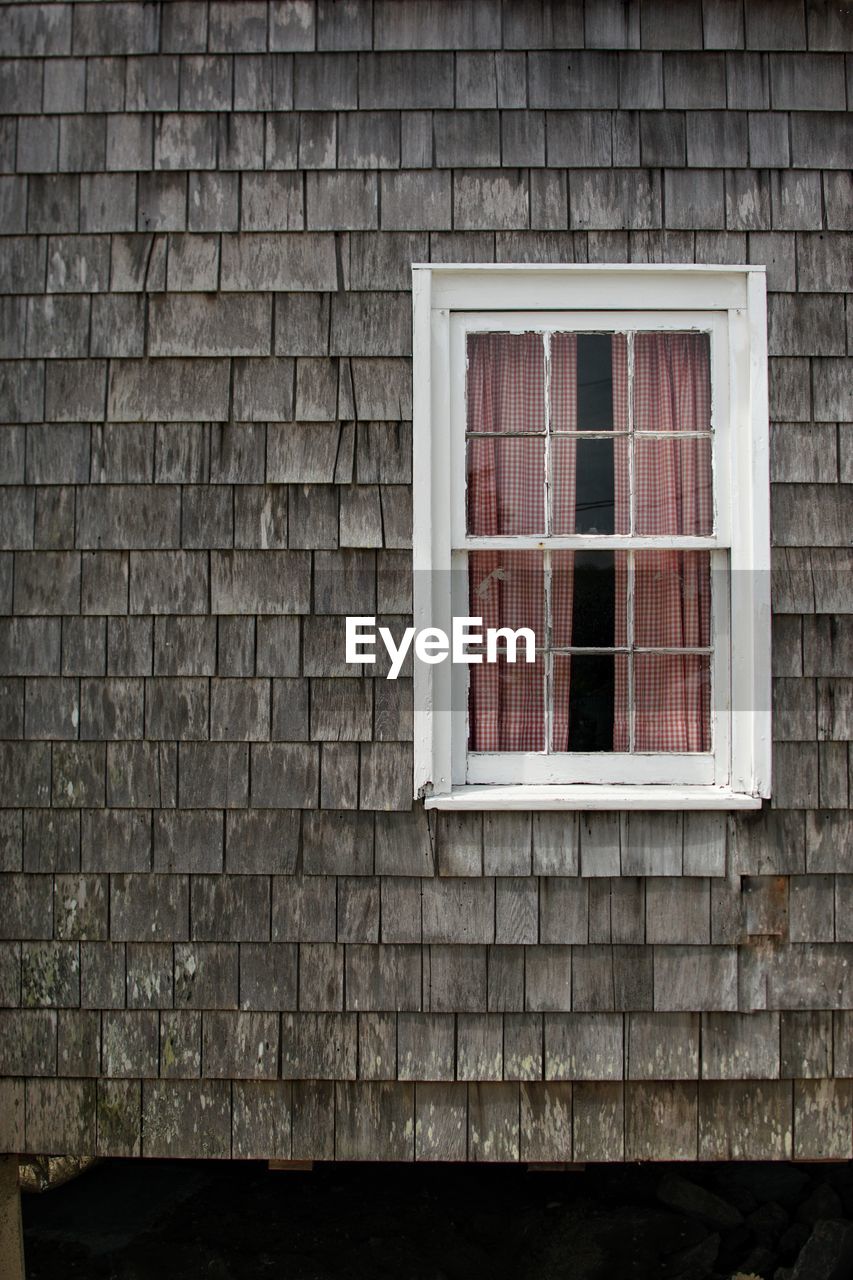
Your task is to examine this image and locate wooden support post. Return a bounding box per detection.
[0,1157,25,1280]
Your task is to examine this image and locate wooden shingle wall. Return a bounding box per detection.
[0,0,851,1161]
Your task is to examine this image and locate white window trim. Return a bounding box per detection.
[412,264,771,812]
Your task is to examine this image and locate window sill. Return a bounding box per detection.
[423,784,763,811]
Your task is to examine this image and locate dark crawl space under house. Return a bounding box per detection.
[0,0,852,1168]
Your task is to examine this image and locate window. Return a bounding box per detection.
[412,266,770,810]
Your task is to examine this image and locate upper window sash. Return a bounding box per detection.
[449,311,731,551]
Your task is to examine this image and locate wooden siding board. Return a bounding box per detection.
[357,1011,397,1081]
[646,878,710,945]
[540,877,588,944]
[525,945,572,1013]
[572,1082,624,1161]
[495,877,539,945]
[281,1012,357,1079]
[807,812,853,874]
[520,1082,572,1162]
[291,1080,335,1161]
[426,945,488,1013]
[625,1082,698,1161]
[140,1080,231,1159]
[627,1012,700,1080]
[232,1081,292,1160]
[483,812,532,876]
[706,875,742,947]
[780,1010,833,1079]
[379,877,423,944]
[683,812,726,877]
[571,943,616,1012]
[335,1081,414,1160]
[578,812,621,877]
[467,1083,520,1163]
[96,1079,141,1157]
[344,944,422,1011]
[0,1080,25,1152]
[698,1081,793,1160]
[435,811,483,877]
[457,1012,504,1081]
[700,1011,781,1080]
[487,945,525,1012]
[504,1012,544,1081]
[610,878,647,944]
[654,946,738,1012]
[765,943,853,1009]
[587,879,613,943]
[415,1082,467,1160]
[545,1013,623,1081]
[612,944,654,1011]
[833,1012,853,1076]
[623,813,683,877]
[793,1078,853,1160]
[532,811,579,876]
[742,875,790,939]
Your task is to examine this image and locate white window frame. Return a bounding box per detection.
[412,265,771,812]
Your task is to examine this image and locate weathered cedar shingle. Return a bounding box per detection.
[398,1012,454,1080]
[414,1081,467,1159]
[627,1011,699,1079]
[520,1080,572,1162]
[374,0,500,50]
[698,1080,792,1159]
[232,1080,292,1159]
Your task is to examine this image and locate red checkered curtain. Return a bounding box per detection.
[633,332,713,535]
[633,652,710,751]
[467,332,544,435]
[634,550,712,751]
[467,332,545,536]
[466,332,546,751]
[612,335,630,750]
[633,333,713,751]
[468,551,545,751]
[550,332,577,432]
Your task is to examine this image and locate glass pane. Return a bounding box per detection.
[469,653,545,752]
[633,653,711,752]
[551,654,629,752]
[551,550,629,649]
[577,333,614,430]
[467,436,545,535]
[634,436,713,536]
[633,332,711,433]
[633,551,712,649]
[575,439,615,534]
[552,436,629,535]
[467,332,545,433]
[468,550,545,642]
[551,333,628,432]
